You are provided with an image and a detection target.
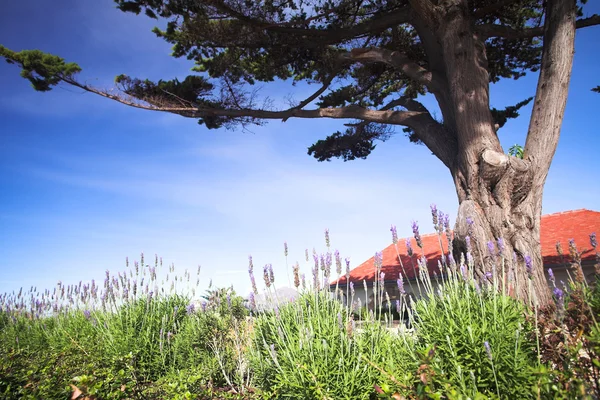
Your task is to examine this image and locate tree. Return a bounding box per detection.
[1,0,599,305]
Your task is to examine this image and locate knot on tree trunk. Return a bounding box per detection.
[479,149,533,210]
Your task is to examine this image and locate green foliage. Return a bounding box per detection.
[509,144,525,159]
[251,290,394,399]
[0,257,252,399]
[2,0,587,161]
[491,97,533,129]
[411,271,538,399]
[0,46,81,91]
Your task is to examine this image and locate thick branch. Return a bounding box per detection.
[342,47,443,93]
[62,77,427,126]
[472,0,521,19]
[206,4,411,44]
[477,14,599,39]
[524,0,576,175]
[407,0,439,28]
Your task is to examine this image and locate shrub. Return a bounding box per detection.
[251,289,398,399]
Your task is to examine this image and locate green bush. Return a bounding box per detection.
[410,267,538,399]
[251,290,398,399]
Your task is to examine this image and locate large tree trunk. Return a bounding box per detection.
[416,0,575,306]
[452,167,552,307]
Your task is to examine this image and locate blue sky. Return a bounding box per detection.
[1,0,599,297]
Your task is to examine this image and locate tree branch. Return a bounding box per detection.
[282,74,336,121]
[407,0,439,28]
[524,0,576,175]
[472,0,521,19]
[476,14,599,39]
[204,3,411,44]
[61,76,427,127]
[342,47,443,93]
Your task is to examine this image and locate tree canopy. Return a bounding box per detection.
[1,0,597,163]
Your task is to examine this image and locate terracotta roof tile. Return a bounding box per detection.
[335,209,600,285]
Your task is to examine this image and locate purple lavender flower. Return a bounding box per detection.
[335,250,342,276]
[350,281,355,296]
[380,272,385,283]
[466,252,474,268]
[263,264,271,288]
[248,292,256,311]
[326,252,332,270]
[487,241,496,259]
[524,255,533,278]
[548,268,555,286]
[590,232,597,249]
[465,236,472,252]
[324,228,330,248]
[405,238,414,257]
[442,213,450,231]
[411,221,423,248]
[305,249,309,262]
[460,264,467,280]
[397,275,405,295]
[201,301,207,312]
[337,312,343,330]
[430,204,439,231]
[83,309,91,320]
[274,305,280,318]
[496,237,505,255]
[374,251,383,270]
[395,300,400,312]
[484,341,493,361]
[390,225,398,244]
[448,253,456,268]
[553,287,564,301]
[227,294,232,308]
[284,241,288,257]
[186,303,195,315]
[345,257,351,280]
[466,217,474,227]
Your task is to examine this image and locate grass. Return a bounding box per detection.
[1,210,599,399]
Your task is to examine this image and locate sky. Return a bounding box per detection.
[0,0,599,298]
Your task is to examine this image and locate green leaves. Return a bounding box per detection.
[509,144,525,159]
[0,46,81,91]
[491,97,533,129]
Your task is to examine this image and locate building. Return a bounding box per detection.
[332,209,599,309]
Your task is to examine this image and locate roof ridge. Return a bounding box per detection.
[541,208,595,218]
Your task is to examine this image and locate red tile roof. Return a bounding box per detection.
[334,209,599,285]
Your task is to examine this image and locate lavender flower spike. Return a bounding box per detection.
[524,255,533,278]
[411,221,423,248]
[553,287,564,301]
[484,341,493,361]
[496,237,505,255]
[487,241,496,258]
[430,204,439,231]
[390,225,398,245]
[548,268,555,286]
[405,238,414,257]
[590,232,597,249]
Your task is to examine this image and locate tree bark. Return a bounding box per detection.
[416,0,575,307]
